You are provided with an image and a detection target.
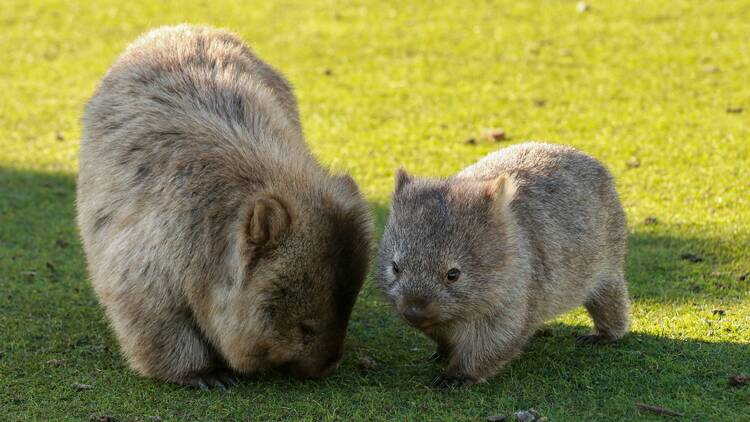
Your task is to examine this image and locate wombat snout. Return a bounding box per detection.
[281,347,343,380]
[397,297,436,329]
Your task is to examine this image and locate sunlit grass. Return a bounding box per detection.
[1,0,748,420]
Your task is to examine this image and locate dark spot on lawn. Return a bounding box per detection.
[702,65,720,73]
[643,216,658,225]
[626,157,641,169]
[726,106,743,114]
[679,253,703,263]
[323,68,333,76]
[55,131,65,142]
[728,375,748,387]
[482,128,507,142]
[55,238,69,248]
[357,356,378,371]
[533,98,546,107]
[712,309,725,317]
[46,261,56,272]
[89,415,115,422]
[464,137,476,145]
[738,272,748,282]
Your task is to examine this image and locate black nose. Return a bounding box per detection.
[402,303,427,326]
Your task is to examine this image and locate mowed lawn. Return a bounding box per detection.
[1,0,749,420]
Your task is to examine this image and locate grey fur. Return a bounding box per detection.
[77,25,372,386]
[376,142,630,386]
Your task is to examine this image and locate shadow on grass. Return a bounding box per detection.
[1,167,748,419]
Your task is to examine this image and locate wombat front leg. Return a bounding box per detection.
[109,300,236,389]
[578,274,630,344]
[185,368,241,390]
[427,337,452,362]
[431,334,528,389]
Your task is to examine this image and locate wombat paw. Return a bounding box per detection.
[576,334,615,345]
[185,369,241,390]
[430,373,478,389]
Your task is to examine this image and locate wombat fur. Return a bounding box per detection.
[376,142,629,387]
[77,25,372,387]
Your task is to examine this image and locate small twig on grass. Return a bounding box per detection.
[635,402,684,417]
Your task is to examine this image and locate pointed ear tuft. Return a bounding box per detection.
[484,175,516,211]
[247,195,293,246]
[395,167,412,193]
[336,174,360,195]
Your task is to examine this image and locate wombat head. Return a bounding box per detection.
[376,169,518,330]
[209,175,371,379]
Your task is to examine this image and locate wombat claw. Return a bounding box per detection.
[576,334,614,345]
[427,351,446,362]
[430,373,477,389]
[187,369,241,390]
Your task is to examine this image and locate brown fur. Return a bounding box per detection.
[376,143,629,387]
[76,25,372,386]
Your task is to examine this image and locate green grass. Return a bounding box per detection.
[1,0,749,420]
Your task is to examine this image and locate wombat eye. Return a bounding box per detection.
[391,261,400,275]
[446,268,461,282]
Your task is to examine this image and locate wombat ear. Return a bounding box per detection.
[485,175,516,211]
[395,167,412,193]
[335,174,360,195]
[247,195,293,246]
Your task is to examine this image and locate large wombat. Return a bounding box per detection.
[77,25,372,387]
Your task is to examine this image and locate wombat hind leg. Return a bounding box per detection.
[581,275,630,343]
[112,304,219,386]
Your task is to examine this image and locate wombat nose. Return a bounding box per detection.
[317,351,343,378]
[402,304,427,326]
[283,347,343,380]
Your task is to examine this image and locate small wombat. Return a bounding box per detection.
[376,142,629,387]
[77,25,372,387]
